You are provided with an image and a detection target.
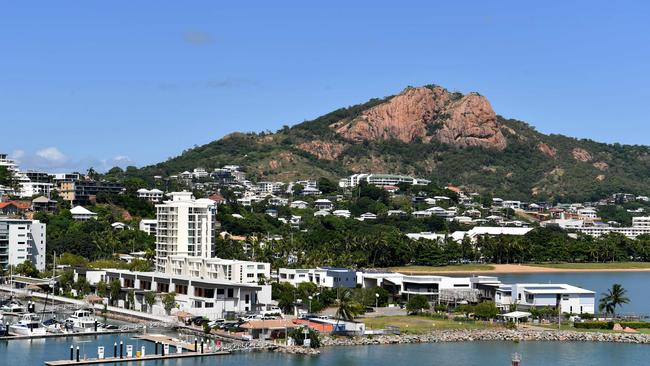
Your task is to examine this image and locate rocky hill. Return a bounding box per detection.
[136,85,650,201]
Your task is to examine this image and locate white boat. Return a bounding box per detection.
[41,318,64,333]
[1,300,26,314]
[65,309,97,332]
[8,314,47,336]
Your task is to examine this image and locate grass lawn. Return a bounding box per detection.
[362,315,502,334]
[388,264,495,274]
[530,262,650,270]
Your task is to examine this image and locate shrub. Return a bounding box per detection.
[574,322,613,330]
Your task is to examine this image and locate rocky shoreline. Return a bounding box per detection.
[321,329,650,347]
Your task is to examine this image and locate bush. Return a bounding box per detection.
[574,322,613,330]
[288,327,321,348]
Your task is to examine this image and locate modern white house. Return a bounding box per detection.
[70,206,98,221]
[18,181,54,198]
[313,199,333,211]
[278,267,357,288]
[357,272,477,302]
[290,200,309,209]
[493,283,595,315]
[0,219,47,271]
[332,209,351,218]
[90,269,272,319]
[137,188,164,203]
[155,191,218,272]
[139,219,158,236]
[339,173,430,188]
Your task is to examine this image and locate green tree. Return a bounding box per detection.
[473,301,499,320]
[96,280,108,297]
[15,260,39,277]
[127,290,136,310]
[162,292,177,315]
[288,327,321,348]
[335,290,362,324]
[109,279,121,306]
[599,283,630,319]
[144,292,157,313]
[406,295,430,315]
[74,277,91,297]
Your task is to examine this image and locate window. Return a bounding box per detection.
[227,288,234,298]
[247,273,254,278]
[245,294,250,304]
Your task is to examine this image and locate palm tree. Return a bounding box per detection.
[334,289,361,332]
[599,283,630,319]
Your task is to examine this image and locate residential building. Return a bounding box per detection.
[290,200,308,209]
[164,256,270,284]
[301,186,322,196]
[139,219,157,236]
[278,267,357,288]
[0,219,46,271]
[91,269,271,319]
[192,168,209,179]
[332,209,351,218]
[18,181,53,198]
[358,212,377,221]
[31,196,57,213]
[155,191,218,272]
[0,201,31,215]
[339,173,429,188]
[137,188,164,203]
[493,283,595,315]
[313,199,333,211]
[574,225,650,239]
[632,216,650,228]
[59,180,124,205]
[357,272,475,302]
[70,206,98,221]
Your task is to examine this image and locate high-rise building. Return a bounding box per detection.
[155,192,218,272]
[0,219,47,271]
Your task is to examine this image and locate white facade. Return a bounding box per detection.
[155,192,218,272]
[632,216,650,228]
[339,173,430,188]
[96,269,271,319]
[165,256,270,284]
[70,206,98,220]
[574,225,650,239]
[278,267,357,288]
[0,219,46,271]
[18,182,53,198]
[495,283,595,315]
[357,272,473,300]
[137,188,164,203]
[139,219,158,236]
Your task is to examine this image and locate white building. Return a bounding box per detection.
[192,168,209,179]
[332,209,351,218]
[155,191,218,272]
[139,219,158,236]
[494,283,595,315]
[278,267,357,288]
[137,188,164,203]
[164,256,270,284]
[0,219,46,271]
[313,199,333,211]
[357,272,474,301]
[290,200,309,209]
[339,173,429,188]
[70,206,98,221]
[574,225,650,239]
[92,269,271,319]
[18,182,53,198]
[632,216,650,228]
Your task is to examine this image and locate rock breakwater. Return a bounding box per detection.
[321,329,650,347]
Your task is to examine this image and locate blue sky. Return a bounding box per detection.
[1,1,649,172]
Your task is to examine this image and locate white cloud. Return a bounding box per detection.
[10,149,25,163]
[35,147,67,164]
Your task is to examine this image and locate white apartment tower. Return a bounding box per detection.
[155,192,218,272]
[0,219,47,271]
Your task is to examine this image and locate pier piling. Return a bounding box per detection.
[76,346,80,362]
[113,343,117,358]
[70,345,74,361]
[119,341,123,359]
[194,338,197,352]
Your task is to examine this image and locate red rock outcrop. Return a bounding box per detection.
[297,141,347,160]
[572,148,592,162]
[332,86,507,150]
[537,143,557,158]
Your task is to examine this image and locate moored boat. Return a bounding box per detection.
[8,314,47,336]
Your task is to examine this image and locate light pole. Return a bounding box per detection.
[375,293,379,308]
[308,296,313,314]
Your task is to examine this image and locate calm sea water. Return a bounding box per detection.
[1,333,649,366]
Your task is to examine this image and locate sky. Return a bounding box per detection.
[1,1,649,172]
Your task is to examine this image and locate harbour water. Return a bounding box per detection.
[1,334,650,365]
